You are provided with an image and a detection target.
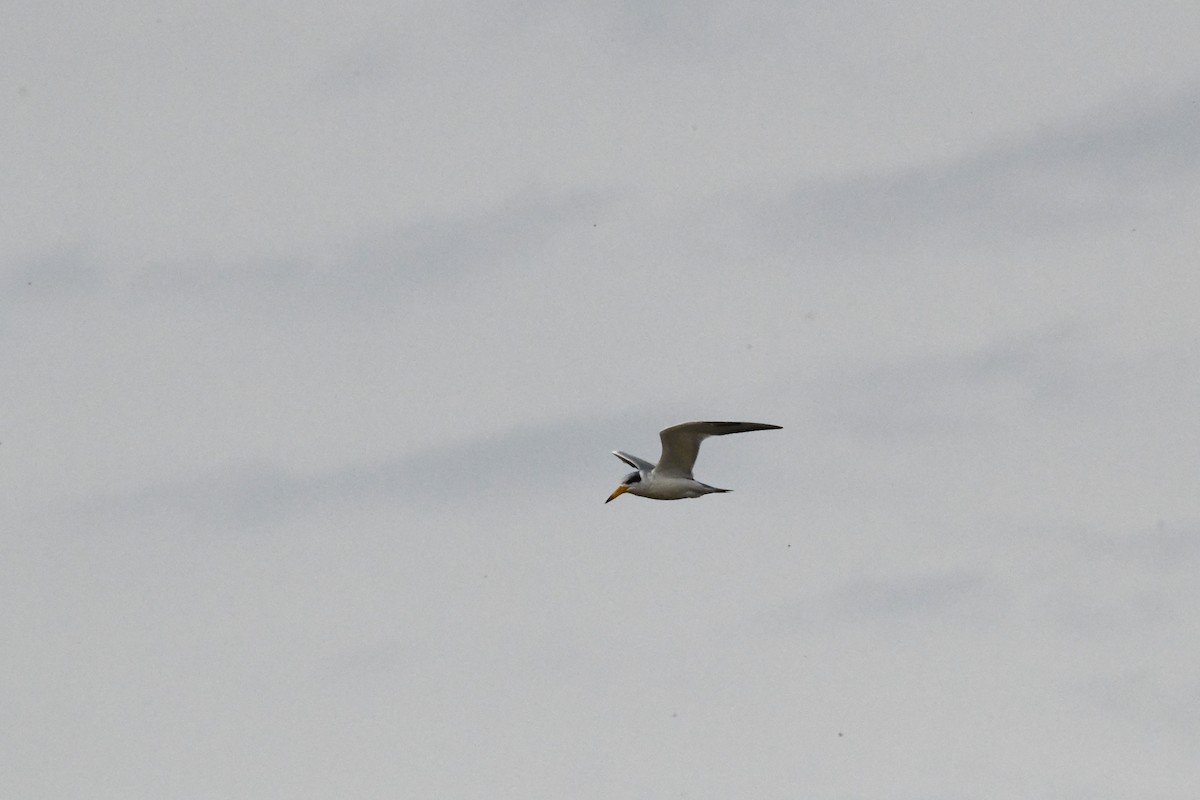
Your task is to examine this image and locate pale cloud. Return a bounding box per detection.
[756,87,1200,263]
[4,3,1200,799]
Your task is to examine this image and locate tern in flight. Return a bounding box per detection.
[605,421,782,503]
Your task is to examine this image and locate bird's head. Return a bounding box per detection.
[605,471,643,503]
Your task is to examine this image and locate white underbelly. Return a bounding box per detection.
[633,476,711,500]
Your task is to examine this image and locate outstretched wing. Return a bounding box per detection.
[655,421,781,478]
[612,451,655,471]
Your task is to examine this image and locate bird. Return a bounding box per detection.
[605,421,782,503]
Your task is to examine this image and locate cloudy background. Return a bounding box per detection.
[5,2,1200,797]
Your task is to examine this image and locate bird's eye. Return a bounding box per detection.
[626,472,641,484]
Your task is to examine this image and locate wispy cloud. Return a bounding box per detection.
[51,413,642,531]
[758,87,1200,260]
[122,188,616,307]
[827,568,1005,625]
[811,324,1086,440]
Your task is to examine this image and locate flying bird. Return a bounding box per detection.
[605,421,782,503]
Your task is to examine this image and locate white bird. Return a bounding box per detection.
[605,421,782,503]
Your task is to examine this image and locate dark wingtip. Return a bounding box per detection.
[702,421,782,430]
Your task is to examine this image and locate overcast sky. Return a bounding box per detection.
[4,2,1200,798]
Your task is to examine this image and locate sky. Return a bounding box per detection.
[4,2,1200,797]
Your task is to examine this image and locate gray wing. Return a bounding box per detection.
[613,451,655,471]
[655,421,782,478]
